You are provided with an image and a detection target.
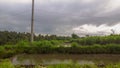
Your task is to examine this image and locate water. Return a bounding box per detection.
[11,54,120,65]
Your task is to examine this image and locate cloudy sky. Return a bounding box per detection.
[0,0,120,36]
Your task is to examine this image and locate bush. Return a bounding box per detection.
[71,42,79,47]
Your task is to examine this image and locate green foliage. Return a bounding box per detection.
[1,59,120,68]
[0,31,71,45]
[71,42,79,47]
[71,33,79,39]
[1,31,120,46]
[0,59,14,68]
[105,63,120,68]
[47,63,120,68]
[1,30,120,58]
[0,46,5,58]
[17,41,29,47]
[47,64,80,68]
[1,43,120,58]
[74,35,120,45]
[0,31,31,45]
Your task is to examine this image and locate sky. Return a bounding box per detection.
[0,0,120,36]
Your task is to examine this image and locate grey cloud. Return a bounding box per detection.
[0,0,120,35]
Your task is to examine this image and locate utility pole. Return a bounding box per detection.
[31,0,34,43]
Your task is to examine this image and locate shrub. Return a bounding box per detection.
[71,42,79,47]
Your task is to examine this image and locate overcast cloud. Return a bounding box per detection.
[0,0,120,36]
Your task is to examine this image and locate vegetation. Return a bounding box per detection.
[1,59,120,68]
[1,42,120,58]
[1,31,120,67]
[0,31,120,58]
[1,31,120,46]
[47,64,97,68]
[0,31,70,45]
[71,35,120,45]
[0,59,14,68]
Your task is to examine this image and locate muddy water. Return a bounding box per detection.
[11,54,120,65]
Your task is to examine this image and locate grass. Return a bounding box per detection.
[1,59,120,68]
[0,59,14,68]
[47,64,98,68]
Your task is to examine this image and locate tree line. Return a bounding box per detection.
[0,31,71,45]
[1,31,120,46]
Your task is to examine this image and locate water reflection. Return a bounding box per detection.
[11,54,120,65]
